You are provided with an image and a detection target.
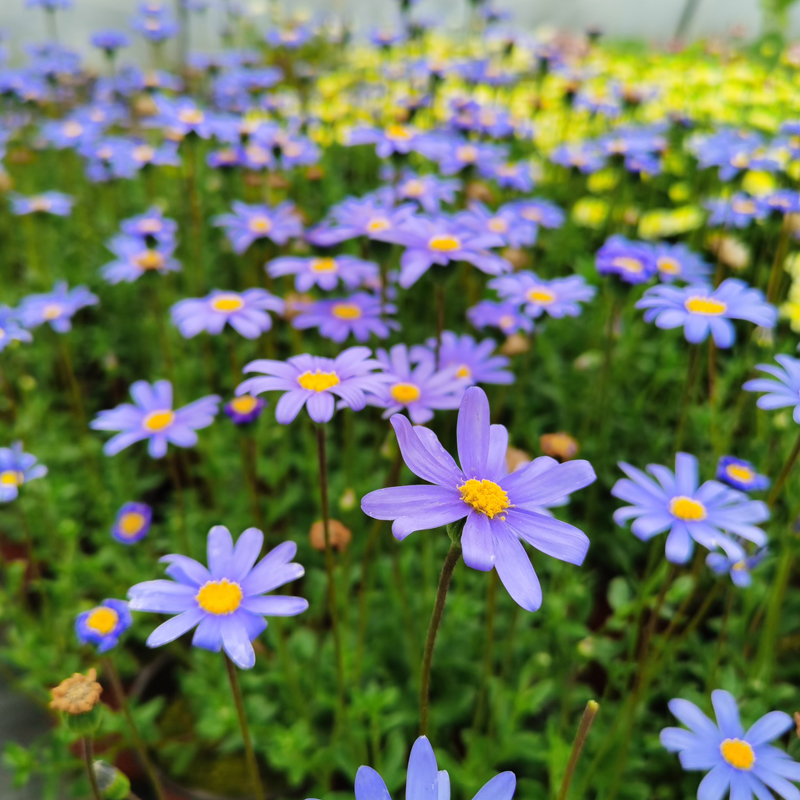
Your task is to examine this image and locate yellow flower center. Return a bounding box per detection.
[726,464,754,483]
[521,207,543,222]
[499,314,515,330]
[298,370,340,392]
[429,235,461,252]
[367,217,391,232]
[732,560,748,571]
[685,296,727,316]
[43,304,62,320]
[216,149,237,163]
[196,578,243,616]
[211,294,245,313]
[657,256,681,275]
[402,179,425,197]
[311,258,337,273]
[460,479,510,519]
[331,303,362,320]
[133,145,155,163]
[611,256,643,273]
[231,395,258,414]
[86,607,119,635]
[731,153,750,168]
[135,250,165,271]
[456,365,472,379]
[0,470,23,486]
[488,217,508,233]
[720,739,755,771]
[97,146,113,160]
[178,108,205,125]
[30,197,52,212]
[390,383,421,403]
[63,121,84,138]
[526,288,556,305]
[732,199,756,215]
[669,495,707,521]
[456,144,479,163]
[249,215,272,233]
[118,511,146,537]
[283,142,301,157]
[145,18,160,30]
[245,145,269,164]
[139,219,163,233]
[386,124,412,140]
[143,409,175,432]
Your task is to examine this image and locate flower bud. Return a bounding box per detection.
[309,519,352,552]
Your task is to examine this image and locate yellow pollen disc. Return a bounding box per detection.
[97,147,113,160]
[311,258,337,273]
[332,303,362,320]
[497,165,517,176]
[249,216,272,233]
[611,256,643,273]
[0,470,23,486]
[669,495,707,521]
[43,304,62,320]
[488,217,508,233]
[196,578,243,616]
[456,145,479,162]
[140,219,163,233]
[499,314,515,330]
[145,18,160,30]
[658,257,681,275]
[685,296,727,316]
[283,143,301,157]
[403,179,425,196]
[119,512,145,536]
[456,365,472,379]
[720,739,755,771]
[367,218,391,232]
[391,383,421,403]
[732,560,748,571]
[527,288,556,305]
[0,329,5,341]
[298,370,340,392]
[143,409,175,432]
[246,145,269,163]
[732,200,756,214]
[63,121,84,137]
[30,197,52,212]
[731,153,750,168]
[217,149,237,162]
[386,124,411,140]
[87,607,119,635]
[231,395,258,413]
[211,294,245,312]
[521,208,543,222]
[135,250,165,270]
[460,478,510,518]
[429,235,461,252]
[726,464,754,483]
[133,145,155,162]
[179,108,204,125]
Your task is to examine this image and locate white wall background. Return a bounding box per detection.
[2,0,800,67]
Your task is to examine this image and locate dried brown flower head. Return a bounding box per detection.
[310,519,352,552]
[499,333,530,357]
[540,432,579,461]
[50,668,103,715]
[506,446,531,473]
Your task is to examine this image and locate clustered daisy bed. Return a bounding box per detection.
[2,2,800,800]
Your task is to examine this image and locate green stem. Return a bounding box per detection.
[675,344,701,452]
[419,540,462,736]
[224,654,265,800]
[766,214,791,304]
[83,737,103,800]
[767,428,800,508]
[557,701,600,800]
[471,570,498,733]
[316,425,347,711]
[102,656,166,800]
[59,336,86,429]
[167,451,190,555]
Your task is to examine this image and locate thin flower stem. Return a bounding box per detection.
[316,425,347,711]
[184,136,205,293]
[59,336,86,429]
[706,584,734,693]
[675,344,701,452]
[224,654,265,800]
[82,737,103,800]
[767,428,800,507]
[240,436,264,530]
[435,284,445,363]
[471,570,498,733]
[419,540,462,736]
[557,700,600,800]
[755,536,794,680]
[766,214,791,304]
[102,656,167,800]
[166,451,191,555]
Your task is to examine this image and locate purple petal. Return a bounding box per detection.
[505,509,589,565]
[462,512,495,571]
[746,712,794,746]
[192,615,223,651]
[493,529,542,612]
[696,765,731,800]
[712,690,744,738]
[457,387,490,478]
[242,595,309,616]
[406,736,440,800]
[146,608,204,647]
[229,528,264,583]
[207,525,234,578]
[355,767,392,800]
[471,773,516,800]
[221,616,256,668]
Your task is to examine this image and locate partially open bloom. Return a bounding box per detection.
[224,395,266,425]
[612,453,769,564]
[100,235,181,284]
[346,123,429,158]
[366,344,466,423]
[91,380,220,458]
[236,347,388,424]
[595,235,657,284]
[653,243,712,284]
[467,300,534,335]
[396,172,461,214]
[50,669,103,715]
[120,207,178,242]
[636,279,776,348]
[9,191,74,216]
[0,307,33,351]
[707,548,767,588]
[661,690,799,800]
[411,331,514,385]
[268,255,379,292]
[112,502,152,544]
[716,456,770,493]
[508,198,566,229]
[743,355,800,422]
[706,193,769,228]
[75,599,132,652]
[490,271,597,319]
[351,736,516,800]
[457,202,537,248]
[171,289,283,338]
[292,293,398,343]
[128,527,308,669]
[18,281,98,333]
[362,387,596,611]
[213,201,303,254]
[0,442,47,502]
